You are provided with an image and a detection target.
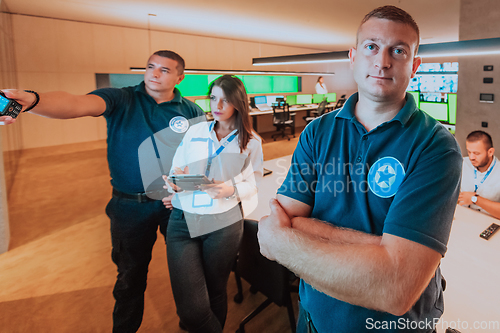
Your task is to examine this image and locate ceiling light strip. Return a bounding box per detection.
[252,51,350,66]
[129,67,335,75]
[251,37,500,65]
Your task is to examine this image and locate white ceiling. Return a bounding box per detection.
[3,0,460,51]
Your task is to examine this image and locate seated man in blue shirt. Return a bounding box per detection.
[258,5,462,333]
[459,130,500,219]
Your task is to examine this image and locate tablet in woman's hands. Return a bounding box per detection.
[167,174,213,191]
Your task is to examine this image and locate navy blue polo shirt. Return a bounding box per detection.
[278,93,462,332]
[90,82,205,193]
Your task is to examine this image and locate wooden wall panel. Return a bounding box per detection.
[10,13,358,150]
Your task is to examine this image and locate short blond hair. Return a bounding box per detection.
[357,5,420,54]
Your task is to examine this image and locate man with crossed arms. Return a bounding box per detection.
[258,6,462,333]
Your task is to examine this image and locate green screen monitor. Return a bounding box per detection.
[408,91,420,108]
[286,95,297,105]
[195,99,211,113]
[272,76,299,93]
[325,93,337,103]
[447,93,457,125]
[420,102,448,122]
[313,94,325,103]
[296,94,312,105]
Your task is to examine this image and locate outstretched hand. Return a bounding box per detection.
[0,89,36,125]
[0,89,38,124]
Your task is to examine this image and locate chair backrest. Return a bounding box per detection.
[316,99,328,116]
[272,103,291,124]
[335,95,346,109]
[237,220,293,306]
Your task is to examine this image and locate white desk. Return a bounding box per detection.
[249,103,337,132]
[246,156,292,221]
[439,205,500,333]
[249,156,500,332]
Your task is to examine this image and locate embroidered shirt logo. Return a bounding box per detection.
[368,156,405,198]
[169,116,189,133]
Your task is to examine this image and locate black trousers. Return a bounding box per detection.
[106,194,171,333]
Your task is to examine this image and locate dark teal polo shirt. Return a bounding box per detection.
[277,92,462,332]
[90,82,205,193]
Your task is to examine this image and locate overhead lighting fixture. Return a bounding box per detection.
[419,38,500,58]
[129,68,334,75]
[252,51,349,66]
[252,37,500,65]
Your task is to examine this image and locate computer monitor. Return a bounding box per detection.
[325,93,336,103]
[407,91,420,108]
[420,102,448,122]
[296,94,312,105]
[254,95,267,105]
[195,99,211,113]
[313,94,325,104]
[266,95,284,106]
[447,93,457,125]
[286,95,297,105]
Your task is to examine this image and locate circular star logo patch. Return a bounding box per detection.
[169,116,189,133]
[368,156,405,198]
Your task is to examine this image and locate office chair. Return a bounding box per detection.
[271,102,295,141]
[304,99,328,125]
[233,220,298,333]
[334,94,347,109]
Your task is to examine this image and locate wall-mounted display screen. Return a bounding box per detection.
[408,75,458,93]
[100,74,300,97]
[407,62,459,94]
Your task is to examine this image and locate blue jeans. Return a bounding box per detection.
[106,194,171,333]
[167,207,243,333]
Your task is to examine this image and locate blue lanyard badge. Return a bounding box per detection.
[204,129,238,177]
[192,190,213,208]
[474,158,496,192]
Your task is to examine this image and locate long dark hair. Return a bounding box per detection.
[208,75,253,152]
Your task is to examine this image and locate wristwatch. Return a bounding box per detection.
[471,194,478,204]
[225,185,238,200]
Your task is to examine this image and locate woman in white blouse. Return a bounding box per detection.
[162,75,263,332]
[315,76,328,94]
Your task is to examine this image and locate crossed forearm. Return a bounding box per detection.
[290,216,382,245]
[266,225,431,316]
